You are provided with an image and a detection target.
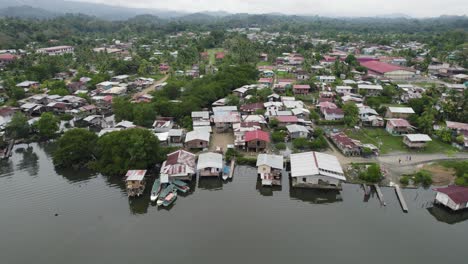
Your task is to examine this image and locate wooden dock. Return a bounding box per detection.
[228,159,235,179]
[394,185,409,213]
[362,184,371,196]
[1,140,15,160]
[373,184,386,206]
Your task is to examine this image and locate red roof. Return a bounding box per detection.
[435,186,468,204]
[240,103,264,112]
[293,84,310,90]
[275,116,298,123]
[0,54,17,61]
[388,118,411,127]
[360,61,414,74]
[215,52,225,59]
[245,130,270,142]
[277,79,295,84]
[324,108,344,115]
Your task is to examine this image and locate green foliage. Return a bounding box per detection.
[343,103,359,127]
[132,103,156,128]
[359,164,382,183]
[413,170,433,186]
[36,112,59,139]
[275,143,286,150]
[5,112,30,140]
[225,94,240,107]
[436,128,453,143]
[225,148,242,161]
[455,135,465,144]
[53,128,98,168]
[112,97,134,122]
[271,130,287,143]
[93,128,161,175]
[400,176,410,185]
[309,110,320,121]
[292,138,310,150]
[269,118,279,128]
[361,147,373,157]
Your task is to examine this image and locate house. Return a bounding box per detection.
[16,81,39,89]
[96,81,119,90]
[111,75,130,82]
[318,76,336,83]
[286,124,310,139]
[258,78,273,87]
[20,103,43,116]
[360,61,416,80]
[293,84,310,95]
[385,107,415,119]
[233,87,249,98]
[152,118,174,133]
[434,186,468,211]
[100,86,127,96]
[296,70,310,80]
[191,111,210,122]
[36,45,74,56]
[83,115,104,127]
[185,130,210,149]
[213,111,240,132]
[215,52,225,60]
[257,154,284,186]
[403,134,432,148]
[335,86,353,95]
[267,93,280,102]
[323,108,344,121]
[197,152,223,177]
[357,84,383,96]
[0,53,18,66]
[125,170,147,197]
[0,107,16,129]
[446,121,468,134]
[274,115,298,126]
[115,120,136,129]
[290,152,346,189]
[329,132,361,156]
[245,130,270,152]
[160,150,196,181]
[386,118,413,135]
[240,103,265,114]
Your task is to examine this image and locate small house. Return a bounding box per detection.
[293,84,311,95]
[290,152,346,189]
[385,107,415,119]
[386,119,413,135]
[240,103,265,114]
[323,108,344,121]
[125,170,147,197]
[286,124,310,139]
[245,130,270,152]
[274,115,298,126]
[357,84,383,96]
[257,154,284,186]
[152,118,174,133]
[197,152,223,177]
[160,150,196,181]
[168,129,184,144]
[403,134,432,148]
[329,132,362,156]
[434,186,468,211]
[185,130,210,149]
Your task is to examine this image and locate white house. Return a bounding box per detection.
[434,186,468,211]
[257,154,284,186]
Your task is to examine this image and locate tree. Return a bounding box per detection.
[5,112,30,140]
[343,103,359,127]
[132,103,156,128]
[93,128,161,175]
[36,112,59,139]
[436,128,453,143]
[112,97,134,122]
[359,164,382,183]
[225,94,240,107]
[413,170,433,186]
[53,128,98,168]
[417,109,435,135]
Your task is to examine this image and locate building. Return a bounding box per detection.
[168,129,184,145]
[434,186,468,211]
[323,108,344,121]
[403,134,432,148]
[197,152,223,177]
[360,61,416,80]
[258,78,273,87]
[245,130,270,152]
[290,152,346,189]
[191,111,210,122]
[213,112,241,132]
[240,103,265,114]
[386,118,413,135]
[160,150,196,181]
[152,118,174,133]
[318,76,336,83]
[37,46,74,56]
[185,130,210,149]
[0,107,16,129]
[125,170,147,197]
[286,124,310,139]
[293,84,310,95]
[335,86,353,95]
[385,107,415,119]
[357,84,383,96]
[257,154,284,186]
[329,132,362,156]
[274,115,299,126]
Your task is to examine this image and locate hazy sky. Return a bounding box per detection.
[75,0,467,17]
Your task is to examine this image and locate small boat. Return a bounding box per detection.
[222,165,230,180]
[172,179,190,193]
[150,178,162,202]
[162,190,177,207]
[157,184,175,206]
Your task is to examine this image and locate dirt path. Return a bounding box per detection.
[132,75,169,99]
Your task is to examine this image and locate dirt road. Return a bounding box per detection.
[132,75,169,100]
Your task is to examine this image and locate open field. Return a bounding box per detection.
[207,48,225,65]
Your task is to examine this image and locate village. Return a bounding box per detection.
[1,25,468,212]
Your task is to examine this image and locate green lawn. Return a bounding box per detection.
[275,71,296,79]
[257,61,272,67]
[344,128,457,154]
[207,48,225,65]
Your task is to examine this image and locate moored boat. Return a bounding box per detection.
[157,184,175,206]
[162,190,178,207]
[222,165,230,180]
[172,179,190,193]
[150,178,162,202]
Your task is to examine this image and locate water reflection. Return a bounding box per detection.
[427,205,468,225]
[289,187,343,204]
[16,146,39,177]
[55,166,97,183]
[256,180,282,196]
[198,177,223,190]
[0,159,14,178]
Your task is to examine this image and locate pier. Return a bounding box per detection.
[373,184,386,206]
[362,184,371,196]
[394,185,409,213]
[228,159,236,179]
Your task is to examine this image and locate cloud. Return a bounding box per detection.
[75,0,468,17]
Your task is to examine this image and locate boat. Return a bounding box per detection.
[157,184,175,206]
[172,179,190,193]
[162,190,178,207]
[222,164,230,180]
[150,178,162,202]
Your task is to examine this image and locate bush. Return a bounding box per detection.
[413,170,433,186]
[359,164,382,183]
[275,143,286,150]
[400,176,410,185]
[237,156,257,166]
[317,120,345,125]
[293,138,310,150]
[225,148,242,161]
[272,130,287,143]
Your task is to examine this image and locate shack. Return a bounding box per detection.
[197,152,223,177]
[125,170,147,197]
[257,154,284,186]
[434,186,468,211]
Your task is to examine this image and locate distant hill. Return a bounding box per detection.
[0,5,60,19]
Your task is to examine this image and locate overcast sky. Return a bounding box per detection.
[75,0,467,17]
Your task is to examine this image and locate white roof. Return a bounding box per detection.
[98,128,122,137]
[343,79,356,84]
[358,84,383,90]
[336,86,353,90]
[168,129,184,137]
[283,100,304,109]
[405,134,432,142]
[287,124,309,133]
[212,106,238,113]
[388,107,415,114]
[185,130,210,142]
[103,86,126,95]
[193,126,212,133]
[290,152,345,181]
[125,170,146,181]
[97,81,118,87]
[257,154,284,170]
[155,132,169,141]
[16,81,38,87]
[191,111,210,119]
[115,120,135,128]
[84,115,101,122]
[197,152,223,169]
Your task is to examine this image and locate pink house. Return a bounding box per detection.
[293,84,311,95]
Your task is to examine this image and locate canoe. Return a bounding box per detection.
[157,184,175,206]
[162,190,177,207]
[172,180,190,193]
[150,178,161,202]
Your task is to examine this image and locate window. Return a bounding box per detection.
[302,178,307,183]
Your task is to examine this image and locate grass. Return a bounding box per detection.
[257,61,272,67]
[275,71,296,79]
[207,48,225,65]
[344,128,457,154]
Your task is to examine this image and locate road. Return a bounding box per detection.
[132,75,169,100]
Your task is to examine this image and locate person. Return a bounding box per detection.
[409,156,412,161]
[399,158,401,164]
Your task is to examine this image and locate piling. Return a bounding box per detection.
[395,185,409,213]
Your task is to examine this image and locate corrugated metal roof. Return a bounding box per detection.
[290,152,345,181]
[405,134,432,142]
[125,170,147,181]
[257,154,283,170]
[197,152,223,170]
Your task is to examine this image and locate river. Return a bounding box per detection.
[1,143,467,264]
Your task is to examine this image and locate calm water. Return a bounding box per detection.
[1,143,468,264]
